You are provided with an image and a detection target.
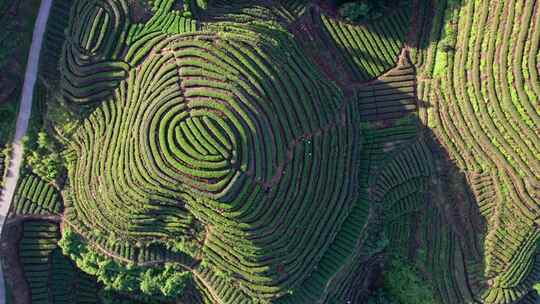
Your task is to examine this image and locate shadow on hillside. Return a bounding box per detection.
[347,76,489,303]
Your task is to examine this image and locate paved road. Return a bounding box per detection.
[0,0,53,301]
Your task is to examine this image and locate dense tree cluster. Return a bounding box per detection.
[59,229,191,299]
[334,0,407,22]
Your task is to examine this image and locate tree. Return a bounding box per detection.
[139,263,191,298]
[140,269,162,296]
[382,258,439,304]
[339,2,372,22]
[161,271,190,297]
[336,0,406,22]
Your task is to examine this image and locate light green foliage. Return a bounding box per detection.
[46,98,80,137]
[24,131,61,181]
[20,84,64,182]
[140,265,190,297]
[0,145,10,186]
[59,228,191,299]
[433,1,460,77]
[195,0,207,10]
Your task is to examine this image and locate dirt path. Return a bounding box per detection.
[0,0,53,301]
[192,270,224,304]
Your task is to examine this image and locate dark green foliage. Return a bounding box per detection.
[99,291,158,304]
[19,221,60,303]
[0,101,17,145]
[50,249,102,304]
[336,0,407,22]
[0,0,38,68]
[533,243,540,296]
[0,0,41,144]
[4,270,14,304]
[382,257,439,304]
[40,0,73,82]
[12,173,63,215]
[18,221,103,304]
[0,146,6,184]
[48,0,540,303]
[366,289,399,304]
[0,19,20,68]
[339,1,373,21]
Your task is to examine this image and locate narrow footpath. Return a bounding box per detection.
[0,0,53,301]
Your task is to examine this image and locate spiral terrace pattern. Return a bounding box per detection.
[39,0,540,302]
[65,26,361,298]
[61,0,130,103]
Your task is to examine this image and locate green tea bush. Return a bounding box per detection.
[12,173,63,215]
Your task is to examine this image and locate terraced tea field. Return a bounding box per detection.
[1,0,539,303]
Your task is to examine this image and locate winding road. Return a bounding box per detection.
[0,0,53,301]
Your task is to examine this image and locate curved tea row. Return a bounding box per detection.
[63,21,362,299]
[60,0,130,104]
[417,0,540,303]
[319,8,410,81]
[11,174,63,215]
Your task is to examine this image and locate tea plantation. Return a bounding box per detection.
[1,0,539,303]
